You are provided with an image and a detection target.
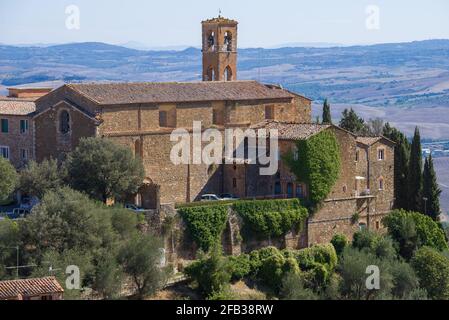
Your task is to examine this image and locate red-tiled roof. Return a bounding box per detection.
[67,81,295,105]
[0,98,36,116]
[251,120,330,140]
[356,136,383,146]
[0,277,64,299]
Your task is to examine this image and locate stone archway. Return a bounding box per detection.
[138,178,160,209]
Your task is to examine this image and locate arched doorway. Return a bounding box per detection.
[137,178,160,209]
[224,66,233,81]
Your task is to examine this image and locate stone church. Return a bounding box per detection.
[0,16,395,246]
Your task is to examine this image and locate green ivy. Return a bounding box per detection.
[284,130,341,207]
[232,199,308,238]
[179,205,229,252]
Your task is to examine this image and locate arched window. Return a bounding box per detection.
[207,32,215,48]
[224,31,232,51]
[134,139,141,158]
[206,66,215,81]
[224,66,233,81]
[59,110,70,134]
[379,177,384,190]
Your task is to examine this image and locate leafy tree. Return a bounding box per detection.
[408,127,423,212]
[19,187,115,261]
[184,244,231,298]
[0,219,20,279]
[19,159,64,198]
[331,234,348,256]
[352,230,396,260]
[280,271,318,300]
[31,248,94,300]
[322,99,332,124]
[65,137,145,202]
[118,233,166,299]
[422,155,441,221]
[92,249,124,299]
[366,118,384,136]
[383,123,410,209]
[390,261,420,299]
[339,108,365,134]
[0,157,17,200]
[411,246,449,299]
[383,209,448,260]
[338,247,393,300]
[284,130,340,207]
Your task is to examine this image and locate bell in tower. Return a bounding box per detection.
[201,16,238,81]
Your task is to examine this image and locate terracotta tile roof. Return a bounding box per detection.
[0,98,36,116]
[356,136,383,146]
[251,120,330,140]
[0,277,64,299]
[67,81,295,105]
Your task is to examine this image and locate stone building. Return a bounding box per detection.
[1,16,395,247]
[0,276,64,300]
[0,88,51,168]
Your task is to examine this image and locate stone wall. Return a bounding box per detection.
[0,114,34,169]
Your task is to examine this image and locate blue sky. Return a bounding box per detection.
[1,0,449,47]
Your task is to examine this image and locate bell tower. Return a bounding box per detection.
[202,16,238,81]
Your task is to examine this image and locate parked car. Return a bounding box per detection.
[219,193,240,201]
[20,196,39,210]
[125,204,146,213]
[200,194,221,201]
[7,208,30,219]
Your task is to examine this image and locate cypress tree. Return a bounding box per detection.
[322,99,332,124]
[383,123,410,210]
[408,127,423,213]
[339,108,365,134]
[423,154,441,221]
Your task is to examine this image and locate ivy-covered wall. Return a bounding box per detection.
[177,199,309,255]
[284,130,341,208]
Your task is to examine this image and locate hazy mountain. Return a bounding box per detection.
[1,39,449,138]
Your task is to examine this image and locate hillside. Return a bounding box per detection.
[1,40,449,139]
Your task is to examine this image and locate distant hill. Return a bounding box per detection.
[1,39,449,138]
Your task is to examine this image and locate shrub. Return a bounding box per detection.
[411,246,449,299]
[280,272,318,300]
[353,230,396,260]
[227,254,251,281]
[179,204,228,251]
[331,234,348,256]
[383,209,448,259]
[184,245,231,298]
[296,244,338,272]
[232,199,308,238]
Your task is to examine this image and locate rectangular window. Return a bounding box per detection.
[20,119,29,134]
[21,148,28,161]
[159,111,167,127]
[265,105,274,120]
[232,178,237,188]
[1,119,8,133]
[379,179,384,190]
[355,149,359,162]
[0,146,9,159]
[378,149,385,161]
[296,184,304,198]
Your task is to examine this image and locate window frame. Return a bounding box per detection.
[20,119,29,134]
[0,146,10,159]
[1,118,9,133]
[59,110,71,134]
[377,148,385,161]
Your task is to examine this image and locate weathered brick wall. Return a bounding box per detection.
[35,101,97,162]
[0,115,34,168]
